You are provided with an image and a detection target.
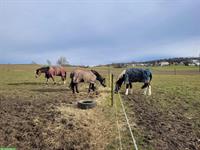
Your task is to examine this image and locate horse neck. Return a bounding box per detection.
[118,70,126,80]
[116,70,126,86]
[40,67,50,73]
[117,76,124,86]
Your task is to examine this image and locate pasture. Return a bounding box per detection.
[0,64,200,150]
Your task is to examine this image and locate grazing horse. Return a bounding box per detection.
[115,68,152,95]
[70,69,106,93]
[35,66,67,84]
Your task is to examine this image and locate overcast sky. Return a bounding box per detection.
[0,0,200,65]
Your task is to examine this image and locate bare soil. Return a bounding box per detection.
[0,90,114,150]
[122,94,200,150]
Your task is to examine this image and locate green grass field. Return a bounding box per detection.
[111,66,200,150]
[0,64,199,150]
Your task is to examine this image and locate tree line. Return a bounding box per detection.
[32,56,69,66]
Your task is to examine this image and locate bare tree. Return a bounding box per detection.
[46,59,52,66]
[57,56,69,66]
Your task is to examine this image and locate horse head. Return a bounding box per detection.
[35,69,41,78]
[114,70,126,93]
[114,76,125,93]
[100,77,106,87]
[35,66,50,78]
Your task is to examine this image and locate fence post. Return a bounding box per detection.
[110,73,114,106]
[199,53,200,73]
[108,67,110,87]
[174,68,176,75]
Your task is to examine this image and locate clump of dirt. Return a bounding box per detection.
[0,90,114,150]
[122,94,200,150]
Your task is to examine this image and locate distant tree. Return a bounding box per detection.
[112,63,126,68]
[57,56,69,66]
[183,60,191,66]
[46,59,52,66]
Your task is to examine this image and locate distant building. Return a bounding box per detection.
[192,59,199,63]
[159,61,169,66]
[137,63,145,66]
[132,64,136,67]
[188,63,196,66]
[192,59,200,66]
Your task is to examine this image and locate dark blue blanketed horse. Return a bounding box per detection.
[115,68,152,95]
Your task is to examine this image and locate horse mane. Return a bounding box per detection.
[90,70,103,80]
[117,70,126,80]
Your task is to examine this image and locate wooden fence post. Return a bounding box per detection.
[108,67,110,87]
[110,73,114,106]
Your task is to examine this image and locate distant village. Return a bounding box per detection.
[100,57,200,68]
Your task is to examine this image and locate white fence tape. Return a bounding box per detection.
[118,93,139,150]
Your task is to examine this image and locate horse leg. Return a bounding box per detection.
[91,84,96,91]
[45,74,49,85]
[75,83,79,93]
[63,79,66,85]
[125,84,129,95]
[46,78,49,85]
[147,84,152,96]
[129,83,133,94]
[71,83,75,93]
[88,83,91,93]
[62,76,66,84]
[143,84,148,95]
[51,77,56,84]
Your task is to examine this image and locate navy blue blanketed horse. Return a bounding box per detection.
[115,68,152,95]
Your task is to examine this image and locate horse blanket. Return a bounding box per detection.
[124,68,152,84]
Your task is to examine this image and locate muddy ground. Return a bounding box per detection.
[1,65,199,150]
[122,93,200,150]
[0,88,115,150]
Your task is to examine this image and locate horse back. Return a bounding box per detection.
[125,68,152,83]
[49,66,66,76]
[71,69,96,83]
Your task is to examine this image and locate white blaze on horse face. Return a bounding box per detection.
[64,80,66,84]
[143,87,148,95]
[148,85,152,96]
[125,89,129,95]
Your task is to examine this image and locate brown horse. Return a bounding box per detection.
[70,69,106,93]
[35,66,67,84]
